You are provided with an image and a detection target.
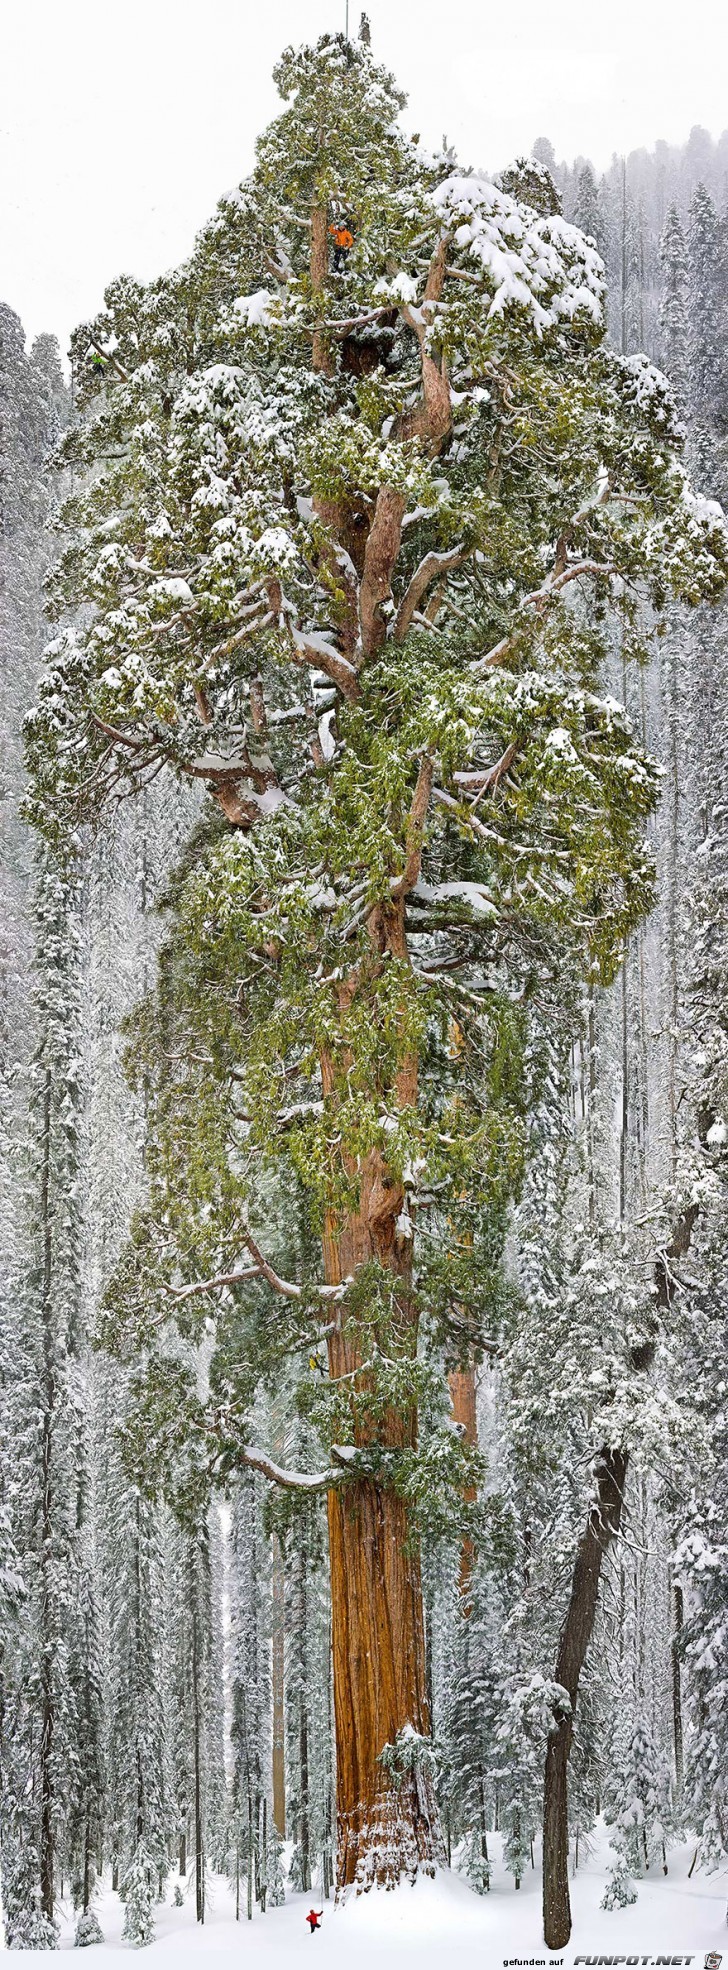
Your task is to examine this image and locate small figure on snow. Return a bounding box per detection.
[306,1908,324,1934]
[329,220,354,271]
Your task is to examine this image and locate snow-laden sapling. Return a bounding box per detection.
[75,1908,104,1947]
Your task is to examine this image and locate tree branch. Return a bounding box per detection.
[241,1446,345,1491]
[453,743,518,799]
[359,487,407,658]
[88,335,128,383]
[289,627,361,701]
[391,755,434,898]
[470,559,619,676]
[166,1233,346,1305]
[393,546,468,643]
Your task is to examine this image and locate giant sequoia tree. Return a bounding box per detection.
[26,31,728,1895]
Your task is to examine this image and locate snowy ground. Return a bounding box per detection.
[4,1827,727,1966]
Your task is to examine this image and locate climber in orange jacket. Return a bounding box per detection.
[329,220,354,270]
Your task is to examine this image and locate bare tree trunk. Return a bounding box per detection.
[317,878,443,1890]
[542,1449,628,1949]
[298,1546,311,1896]
[260,1797,268,1913]
[323,1152,443,1889]
[271,1534,286,1840]
[192,1603,204,1923]
[83,1802,92,1914]
[670,1574,684,1797]
[448,1365,477,1605]
[311,205,334,376]
[39,1069,55,1924]
[328,1475,441,1887]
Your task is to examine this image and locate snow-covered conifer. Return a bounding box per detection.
[21,29,728,1914]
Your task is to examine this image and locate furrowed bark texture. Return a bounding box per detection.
[542,1448,627,1950]
[448,1364,478,1607]
[322,1035,443,1888]
[327,1479,440,1889]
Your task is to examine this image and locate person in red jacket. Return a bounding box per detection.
[306,1908,324,1933]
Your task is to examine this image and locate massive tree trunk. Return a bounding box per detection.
[542,1447,627,1950]
[327,1476,440,1888]
[322,1113,444,1889]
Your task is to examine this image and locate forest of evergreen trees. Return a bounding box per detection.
[1,33,727,1954]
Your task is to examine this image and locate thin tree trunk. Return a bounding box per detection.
[260,1797,267,1913]
[311,204,334,376]
[542,1448,628,1949]
[448,1365,477,1605]
[39,1068,55,1923]
[192,1603,204,1923]
[271,1534,286,1839]
[83,1803,92,1913]
[247,1788,253,1920]
[670,1575,684,1796]
[298,1549,311,1897]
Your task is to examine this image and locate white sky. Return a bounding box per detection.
[2,0,727,355]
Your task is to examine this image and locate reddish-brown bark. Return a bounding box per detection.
[448,1364,478,1605]
[318,886,444,1890]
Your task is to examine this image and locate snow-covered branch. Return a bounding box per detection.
[393,546,468,643]
[241,1446,345,1491]
[289,627,361,701]
[470,558,620,675]
[166,1232,347,1305]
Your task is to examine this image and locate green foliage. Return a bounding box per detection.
[121,1843,157,1948]
[26,29,728,1551]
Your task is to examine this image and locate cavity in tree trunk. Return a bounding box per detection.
[542,1448,627,1949]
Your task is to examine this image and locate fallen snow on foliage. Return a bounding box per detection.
[9,1827,727,1965]
[433,175,604,331]
[234,289,276,326]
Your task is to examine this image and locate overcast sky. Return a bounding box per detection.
[2,0,727,355]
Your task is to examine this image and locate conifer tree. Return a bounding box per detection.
[687,184,728,494]
[573,165,603,251]
[25,31,728,1900]
[659,206,689,406]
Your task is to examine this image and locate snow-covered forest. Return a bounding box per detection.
[1,26,728,1960]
